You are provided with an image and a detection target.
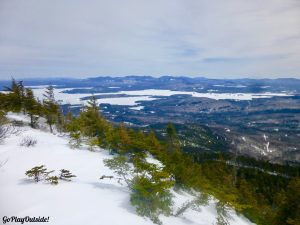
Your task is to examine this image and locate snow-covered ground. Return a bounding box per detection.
[26,87,293,107]
[0,114,254,225]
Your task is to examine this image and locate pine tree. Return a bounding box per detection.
[274,178,300,225]
[130,161,174,225]
[24,88,41,128]
[4,78,23,112]
[69,131,82,148]
[46,176,59,185]
[78,95,108,138]
[43,85,59,132]
[59,169,76,181]
[56,108,65,132]
[118,124,131,153]
[103,155,132,186]
[86,94,98,111]
[65,109,74,125]
[25,165,54,182]
[166,123,180,152]
[18,81,26,114]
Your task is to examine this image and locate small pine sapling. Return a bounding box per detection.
[88,137,100,151]
[59,169,76,181]
[46,176,59,185]
[69,131,82,148]
[25,165,53,182]
[103,155,132,186]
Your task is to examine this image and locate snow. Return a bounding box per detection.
[260,86,270,89]
[130,106,145,111]
[0,114,255,225]
[263,134,268,142]
[97,96,156,106]
[213,85,247,88]
[225,128,231,133]
[25,85,60,89]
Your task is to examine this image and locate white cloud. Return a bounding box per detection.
[0,0,299,79]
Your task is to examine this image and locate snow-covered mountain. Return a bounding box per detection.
[0,113,254,225]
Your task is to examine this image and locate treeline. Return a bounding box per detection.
[189,151,300,178]
[0,79,63,132]
[0,79,299,225]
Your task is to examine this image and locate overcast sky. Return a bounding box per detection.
[0,0,300,79]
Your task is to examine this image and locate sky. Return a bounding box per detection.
[0,0,300,79]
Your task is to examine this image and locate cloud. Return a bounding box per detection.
[0,0,299,79]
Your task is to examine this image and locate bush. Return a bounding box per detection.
[0,125,10,144]
[0,117,20,144]
[20,136,37,147]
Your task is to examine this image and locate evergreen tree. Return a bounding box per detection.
[86,94,98,111]
[103,155,132,186]
[69,131,82,149]
[78,95,109,139]
[24,88,41,128]
[274,178,300,225]
[18,81,26,114]
[65,109,74,125]
[25,165,54,182]
[59,169,76,181]
[166,123,180,152]
[46,176,59,185]
[56,108,65,132]
[130,161,174,225]
[118,124,131,153]
[4,78,23,112]
[43,85,59,132]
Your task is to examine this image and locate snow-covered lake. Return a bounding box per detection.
[28,87,293,106]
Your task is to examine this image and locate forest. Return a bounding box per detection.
[0,79,299,225]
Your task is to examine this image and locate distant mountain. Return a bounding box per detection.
[1,76,300,93]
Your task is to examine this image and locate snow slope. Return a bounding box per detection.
[0,114,254,225]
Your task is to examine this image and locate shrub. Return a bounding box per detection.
[0,118,20,144]
[20,136,37,147]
